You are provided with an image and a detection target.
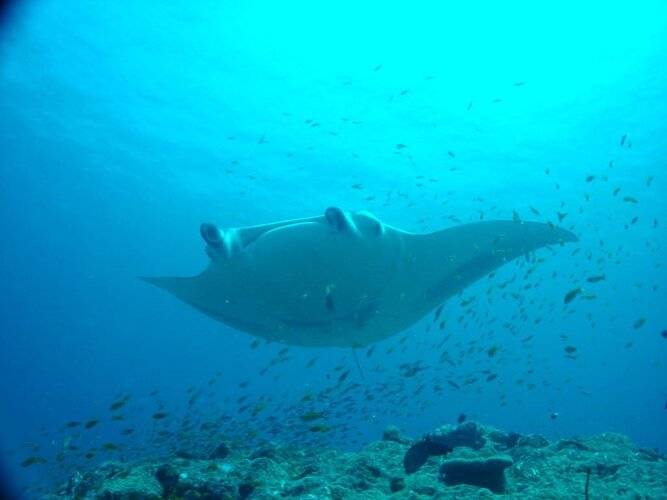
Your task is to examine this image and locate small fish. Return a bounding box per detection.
[399,362,423,378]
[120,428,135,436]
[487,345,499,357]
[661,330,667,340]
[102,443,119,451]
[65,421,81,428]
[252,403,265,417]
[250,339,261,349]
[109,396,129,411]
[529,206,540,216]
[84,420,99,429]
[466,100,473,111]
[395,143,407,150]
[373,64,383,72]
[564,345,577,354]
[623,196,638,204]
[612,187,621,196]
[300,411,326,422]
[585,175,596,182]
[21,456,47,467]
[563,287,582,304]
[448,151,456,158]
[620,133,627,146]
[557,212,568,223]
[586,275,605,283]
[513,81,525,86]
[152,412,169,420]
[633,318,646,329]
[309,424,331,433]
[550,412,559,420]
[457,413,467,424]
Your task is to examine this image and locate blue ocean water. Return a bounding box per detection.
[0,0,666,495]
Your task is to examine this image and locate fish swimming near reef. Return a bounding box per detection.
[141,207,577,347]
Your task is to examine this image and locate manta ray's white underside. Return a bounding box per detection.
[141,207,577,347]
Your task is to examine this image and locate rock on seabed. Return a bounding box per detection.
[45,422,667,499]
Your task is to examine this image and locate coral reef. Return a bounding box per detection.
[44,422,667,499]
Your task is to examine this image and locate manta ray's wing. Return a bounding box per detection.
[139,275,202,305]
[139,271,273,334]
[405,219,578,304]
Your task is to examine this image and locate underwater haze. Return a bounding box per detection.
[1,0,666,497]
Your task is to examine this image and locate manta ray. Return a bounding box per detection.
[142,207,577,347]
